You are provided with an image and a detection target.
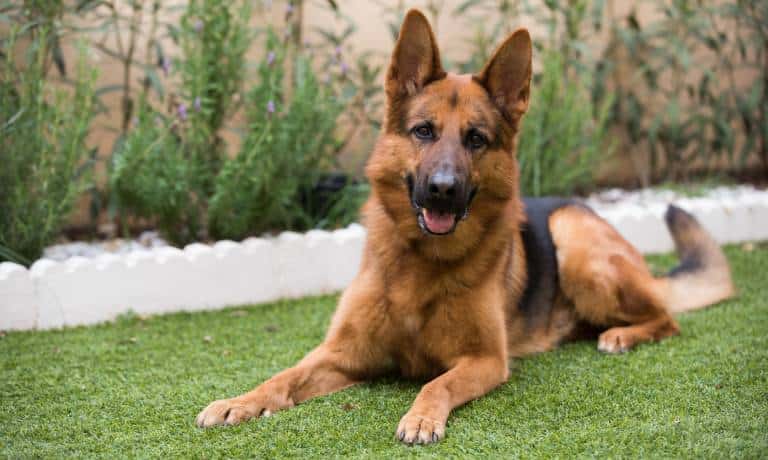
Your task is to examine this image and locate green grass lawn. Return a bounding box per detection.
[1,245,767,458]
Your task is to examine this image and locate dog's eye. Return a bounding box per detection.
[412,124,434,140]
[467,132,487,150]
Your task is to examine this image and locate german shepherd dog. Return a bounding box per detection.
[197,10,734,444]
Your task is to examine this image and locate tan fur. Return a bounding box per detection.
[549,205,733,353]
[663,273,734,313]
[660,206,735,312]
[196,10,734,444]
[549,206,680,353]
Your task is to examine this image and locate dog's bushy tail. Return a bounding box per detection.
[659,205,735,313]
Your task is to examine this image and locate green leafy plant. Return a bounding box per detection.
[454,0,767,186]
[0,28,97,264]
[176,0,252,190]
[208,36,345,239]
[108,105,202,244]
[518,51,613,196]
[607,0,768,182]
[109,0,253,244]
[109,5,364,244]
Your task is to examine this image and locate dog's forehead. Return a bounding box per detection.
[408,74,497,126]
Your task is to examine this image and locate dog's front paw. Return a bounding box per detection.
[396,413,445,445]
[195,398,266,428]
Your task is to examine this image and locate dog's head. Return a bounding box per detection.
[366,9,531,244]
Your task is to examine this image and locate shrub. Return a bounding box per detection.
[453,0,767,185]
[108,105,202,244]
[207,39,345,239]
[0,28,97,264]
[112,25,350,244]
[176,0,253,193]
[518,51,613,196]
[109,0,252,244]
[606,0,768,181]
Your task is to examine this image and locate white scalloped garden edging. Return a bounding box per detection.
[588,188,768,254]
[0,225,366,331]
[2,188,767,331]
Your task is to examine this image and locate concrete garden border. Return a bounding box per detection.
[2,187,767,331]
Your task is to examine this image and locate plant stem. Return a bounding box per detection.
[140,0,160,102]
[121,0,143,134]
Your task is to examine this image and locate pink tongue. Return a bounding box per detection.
[423,209,455,234]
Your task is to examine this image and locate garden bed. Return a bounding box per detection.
[1,185,767,331]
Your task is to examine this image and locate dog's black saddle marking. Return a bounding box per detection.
[519,197,582,328]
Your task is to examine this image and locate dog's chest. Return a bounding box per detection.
[378,251,499,377]
[383,296,466,378]
[390,326,444,379]
[401,313,423,335]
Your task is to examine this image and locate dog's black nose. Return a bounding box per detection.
[428,171,456,199]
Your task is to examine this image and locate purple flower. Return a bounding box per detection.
[334,46,342,56]
[194,19,203,32]
[193,96,201,112]
[340,61,349,75]
[266,51,275,66]
[285,3,294,14]
[178,103,188,120]
[266,100,275,114]
[161,56,171,76]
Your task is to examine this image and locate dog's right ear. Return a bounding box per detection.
[385,9,445,98]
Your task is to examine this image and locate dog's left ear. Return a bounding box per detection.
[475,29,532,125]
[385,9,446,98]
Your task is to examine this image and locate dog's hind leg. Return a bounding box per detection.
[593,255,681,353]
[549,205,679,353]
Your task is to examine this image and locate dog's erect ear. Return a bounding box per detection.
[385,9,445,98]
[475,29,532,124]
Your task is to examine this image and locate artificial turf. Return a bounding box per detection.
[1,245,766,458]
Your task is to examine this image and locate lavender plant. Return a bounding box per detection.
[109,0,253,244]
[108,105,202,243]
[207,32,345,239]
[517,51,613,196]
[0,28,97,263]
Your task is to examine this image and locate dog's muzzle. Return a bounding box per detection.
[407,173,477,236]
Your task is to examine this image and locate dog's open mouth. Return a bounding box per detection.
[418,209,458,235]
[406,173,477,236]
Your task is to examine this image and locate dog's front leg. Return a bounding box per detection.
[196,263,387,428]
[196,345,361,427]
[396,355,508,444]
